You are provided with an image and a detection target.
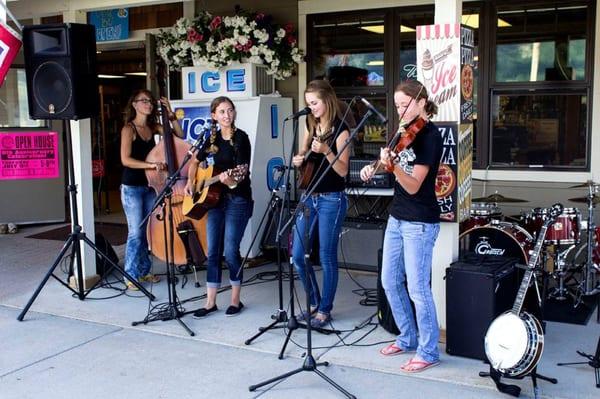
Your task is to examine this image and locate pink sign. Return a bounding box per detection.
[0,132,60,180]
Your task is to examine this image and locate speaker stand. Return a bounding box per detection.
[17,121,155,321]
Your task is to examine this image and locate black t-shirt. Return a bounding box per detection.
[389,121,442,223]
[195,128,252,201]
[304,117,348,193]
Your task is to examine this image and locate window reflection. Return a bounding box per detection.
[0,69,46,128]
[313,15,385,87]
[491,93,587,167]
[495,6,587,82]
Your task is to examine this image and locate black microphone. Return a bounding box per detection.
[188,121,212,155]
[285,107,311,120]
[360,97,387,124]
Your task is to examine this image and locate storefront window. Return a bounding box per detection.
[397,11,434,82]
[0,69,45,128]
[490,92,587,168]
[495,5,587,82]
[311,13,386,87]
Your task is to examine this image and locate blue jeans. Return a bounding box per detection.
[121,184,156,281]
[205,194,253,288]
[291,191,348,315]
[381,216,440,363]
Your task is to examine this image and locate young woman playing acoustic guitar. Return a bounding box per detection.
[360,80,442,373]
[291,80,351,328]
[185,96,253,318]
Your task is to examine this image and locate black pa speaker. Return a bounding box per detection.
[445,255,520,360]
[23,23,98,120]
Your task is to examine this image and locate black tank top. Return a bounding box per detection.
[121,124,156,186]
[306,118,348,193]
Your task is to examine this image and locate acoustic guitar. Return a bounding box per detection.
[297,129,335,190]
[182,163,248,219]
[484,203,563,377]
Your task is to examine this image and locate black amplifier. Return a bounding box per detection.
[346,158,392,188]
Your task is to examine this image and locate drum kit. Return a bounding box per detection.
[461,183,600,306]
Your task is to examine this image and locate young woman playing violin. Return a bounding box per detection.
[360,80,442,373]
[291,80,351,328]
[120,89,183,291]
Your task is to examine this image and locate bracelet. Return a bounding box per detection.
[228,183,238,189]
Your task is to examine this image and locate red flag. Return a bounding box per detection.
[0,21,21,87]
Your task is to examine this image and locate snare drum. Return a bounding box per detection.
[463,202,503,231]
[460,220,533,264]
[522,207,580,245]
[546,208,580,245]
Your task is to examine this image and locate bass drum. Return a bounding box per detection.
[460,220,533,264]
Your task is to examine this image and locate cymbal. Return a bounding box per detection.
[472,193,528,203]
[568,196,600,205]
[569,180,599,188]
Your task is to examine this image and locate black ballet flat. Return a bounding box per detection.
[192,304,218,318]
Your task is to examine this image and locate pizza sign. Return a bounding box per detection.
[435,123,458,222]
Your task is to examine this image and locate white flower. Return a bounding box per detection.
[276,28,286,39]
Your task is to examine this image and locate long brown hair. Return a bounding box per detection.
[395,80,438,118]
[124,89,159,131]
[304,80,341,135]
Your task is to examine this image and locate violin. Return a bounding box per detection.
[372,116,427,173]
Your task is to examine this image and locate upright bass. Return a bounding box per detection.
[145,71,207,265]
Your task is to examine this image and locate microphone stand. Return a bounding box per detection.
[132,127,209,336]
[249,109,373,399]
[242,168,291,345]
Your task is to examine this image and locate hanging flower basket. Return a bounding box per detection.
[156,9,304,80]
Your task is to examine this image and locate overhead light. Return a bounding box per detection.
[400,25,415,33]
[360,25,384,34]
[462,14,511,29]
[124,72,147,77]
[98,74,126,79]
[367,60,384,66]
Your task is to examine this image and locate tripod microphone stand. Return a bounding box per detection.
[18,121,155,322]
[557,335,600,388]
[131,113,209,336]
[249,107,374,398]
[243,169,291,345]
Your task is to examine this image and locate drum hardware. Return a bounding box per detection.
[547,244,578,302]
[568,182,600,298]
[472,192,529,203]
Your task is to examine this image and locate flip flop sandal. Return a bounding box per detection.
[400,358,440,373]
[379,343,405,356]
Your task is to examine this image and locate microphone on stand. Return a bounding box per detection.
[188,121,213,155]
[360,97,388,124]
[284,107,311,121]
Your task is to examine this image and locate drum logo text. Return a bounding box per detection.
[474,238,506,256]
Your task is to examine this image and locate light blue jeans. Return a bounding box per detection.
[121,184,156,281]
[381,216,440,363]
[205,194,253,288]
[291,191,348,315]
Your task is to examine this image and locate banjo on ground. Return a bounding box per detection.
[484,203,563,377]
